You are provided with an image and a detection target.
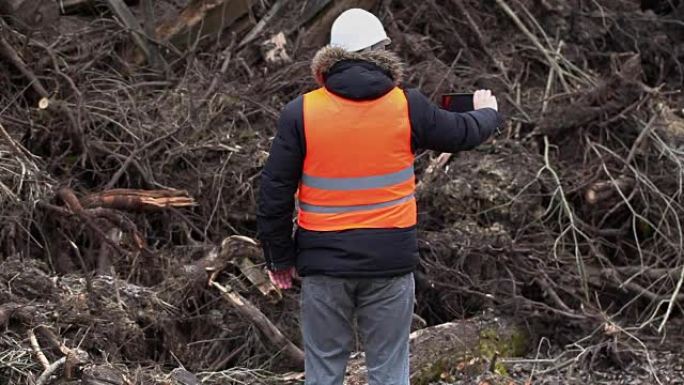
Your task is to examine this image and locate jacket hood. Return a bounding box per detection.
[311,46,405,87]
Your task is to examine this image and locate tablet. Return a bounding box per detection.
[441,93,474,112]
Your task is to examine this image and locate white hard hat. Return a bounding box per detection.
[330,8,390,52]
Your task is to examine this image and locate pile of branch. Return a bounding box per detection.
[1,0,684,383]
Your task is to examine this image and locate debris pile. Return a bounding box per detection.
[1,0,683,384]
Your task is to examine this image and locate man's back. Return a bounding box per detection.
[297,86,416,232]
[256,8,502,385]
[258,45,502,277]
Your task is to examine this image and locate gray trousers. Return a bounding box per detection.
[300,273,414,385]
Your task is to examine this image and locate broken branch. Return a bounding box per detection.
[210,280,304,366]
[28,329,50,370]
[35,357,67,385]
[81,189,195,211]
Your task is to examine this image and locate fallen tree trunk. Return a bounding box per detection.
[345,317,528,385]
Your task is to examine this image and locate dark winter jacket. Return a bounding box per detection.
[257,46,503,277]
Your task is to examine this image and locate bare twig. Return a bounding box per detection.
[239,0,289,48]
[495,0,570,92]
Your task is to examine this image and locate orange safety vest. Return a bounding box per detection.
[297,87,416,231]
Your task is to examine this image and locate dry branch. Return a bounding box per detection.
[210,280,305,366]
[450,0,509,82]
[238,0,289,48]
[57,188,130,258]
[261,31,291,66]
[235,256,278,297]
[140,0,161,67]
[494,0,569,91]
[0,28,85,152]
[28,329,50,370]
[82,189,195,211]
[0,33,49,97]
[416,153,453,196]
[105,0,153,61]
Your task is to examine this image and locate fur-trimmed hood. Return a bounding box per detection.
[311,46,404,86]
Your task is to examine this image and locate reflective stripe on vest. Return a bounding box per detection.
[297,87,416,231]
[302,165,414,191]
[300,193,416,214]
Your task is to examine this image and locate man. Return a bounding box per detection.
[257,8,502,385]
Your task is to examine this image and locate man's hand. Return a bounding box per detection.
[473,89,498,111]
[268,266,296,290]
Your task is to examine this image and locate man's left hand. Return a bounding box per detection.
[268,266,297,290]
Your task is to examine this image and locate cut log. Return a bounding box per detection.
[81,189,195,211]
[156,0,255,50]
[178,235,257,288]
[345,317,528,385]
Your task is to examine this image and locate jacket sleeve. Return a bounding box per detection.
[257,96,305,271]
[405,88,503,153]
